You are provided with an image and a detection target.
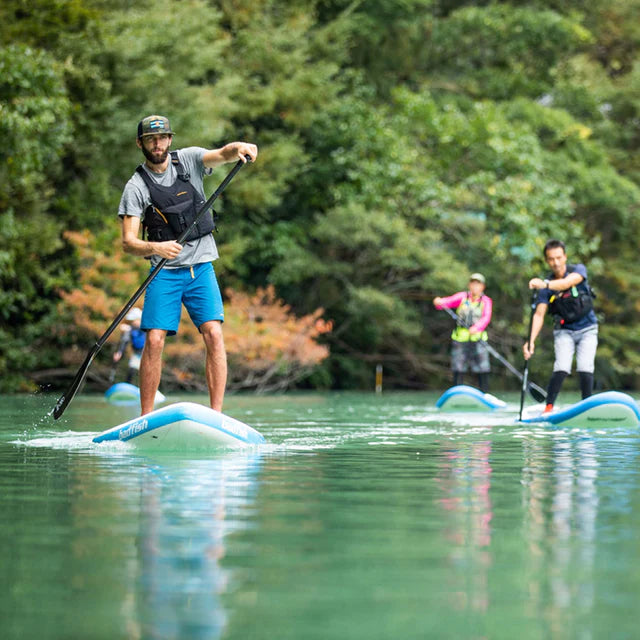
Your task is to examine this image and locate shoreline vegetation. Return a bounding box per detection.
[2,0,639,393]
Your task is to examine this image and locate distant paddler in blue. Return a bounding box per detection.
[118,114,257,415]
[112,306,145,384]
[433,273,493,392]
[523,239,598,413]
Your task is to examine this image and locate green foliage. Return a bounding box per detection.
[1,0,639,391]
[0,44,75,390]
[0,44,72,207]
[0,0,100,49]
[423,5,593,98]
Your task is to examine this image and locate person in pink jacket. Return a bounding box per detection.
[433,273,493,392]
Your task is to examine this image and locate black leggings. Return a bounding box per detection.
[453,371,489,393]
[546,370,593,405]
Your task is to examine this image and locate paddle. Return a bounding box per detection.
[52,155,252,420]
[440,305,547,402]
[519,290,539,421]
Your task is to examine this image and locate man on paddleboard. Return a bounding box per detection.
[118,115,257,414]
[523,239,598,413]
[433,273,493,392]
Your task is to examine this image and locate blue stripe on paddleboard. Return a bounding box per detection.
[436,385,506,410]
[105,382,140,399]
[93,402,265,445]
[521,391,640,425]
[104,382,165,406]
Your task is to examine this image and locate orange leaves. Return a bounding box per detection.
[59,285,121,339]
[56,230,147,359]
[222,286,332,391]
[162,285,333,391]
[224,285,331,369]
[64,230,90,247]
[57,229,332,389]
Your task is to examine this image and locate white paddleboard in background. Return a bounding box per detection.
[104,382,166,406]
[93,401,265,450]
[519,391,640,428]
[436,385,507,412]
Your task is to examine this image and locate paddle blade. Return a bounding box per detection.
[52,348,98,419]
[527,383,547,403]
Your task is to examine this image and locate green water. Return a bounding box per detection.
[2,391,640,640]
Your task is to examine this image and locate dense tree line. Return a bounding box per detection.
[1,0,638,392]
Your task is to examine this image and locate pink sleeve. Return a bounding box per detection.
[470,296,492,332]
[434,291,466,310]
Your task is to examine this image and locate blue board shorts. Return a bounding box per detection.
[141,262,224,336]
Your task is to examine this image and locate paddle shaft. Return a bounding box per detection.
[440,305,546,401]
[52,156,250,420]
[519,291,539,421]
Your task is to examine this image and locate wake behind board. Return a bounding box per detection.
[436,385,507,412]
[520,391,640,428]
[93,401,265,450]
[105,382,166,406]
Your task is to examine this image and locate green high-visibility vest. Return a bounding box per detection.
[451,296,488,342]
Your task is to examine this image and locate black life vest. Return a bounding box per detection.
[136,151,216,243]
[548,264,596,326]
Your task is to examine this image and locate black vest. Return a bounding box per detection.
[548,264,595,326]
[136,151,215,242]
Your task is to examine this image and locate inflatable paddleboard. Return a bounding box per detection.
[520,391,640,428]
[105,382,166,406]
[436,385,507,412]
[93,401,265,449]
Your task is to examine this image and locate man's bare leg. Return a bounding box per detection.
[139,329,167,415]
[200,320,227,412]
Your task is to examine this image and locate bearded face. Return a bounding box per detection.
[139,134,172,166]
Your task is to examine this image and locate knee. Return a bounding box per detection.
[144,330,165,352]
[201,321,224,346]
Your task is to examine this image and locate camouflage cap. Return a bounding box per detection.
[137,115,174,138]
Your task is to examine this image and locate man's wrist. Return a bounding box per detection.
[222,142,239,161]
[543,279,550,288]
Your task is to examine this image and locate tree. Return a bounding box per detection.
[0,44,73,390]
[2,0,639,391]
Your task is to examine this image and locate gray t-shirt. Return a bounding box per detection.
[118,146,219,268]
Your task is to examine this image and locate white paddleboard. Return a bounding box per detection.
[93,401,265,449]
[436,385,507,412]
[104,382,166,406]
[520,391,640,428]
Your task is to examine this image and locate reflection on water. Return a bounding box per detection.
[133,454,262,640]
[433,433,605,637]
[2,392,640,639]
[522,435,600,637]
[436,441,493,615]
